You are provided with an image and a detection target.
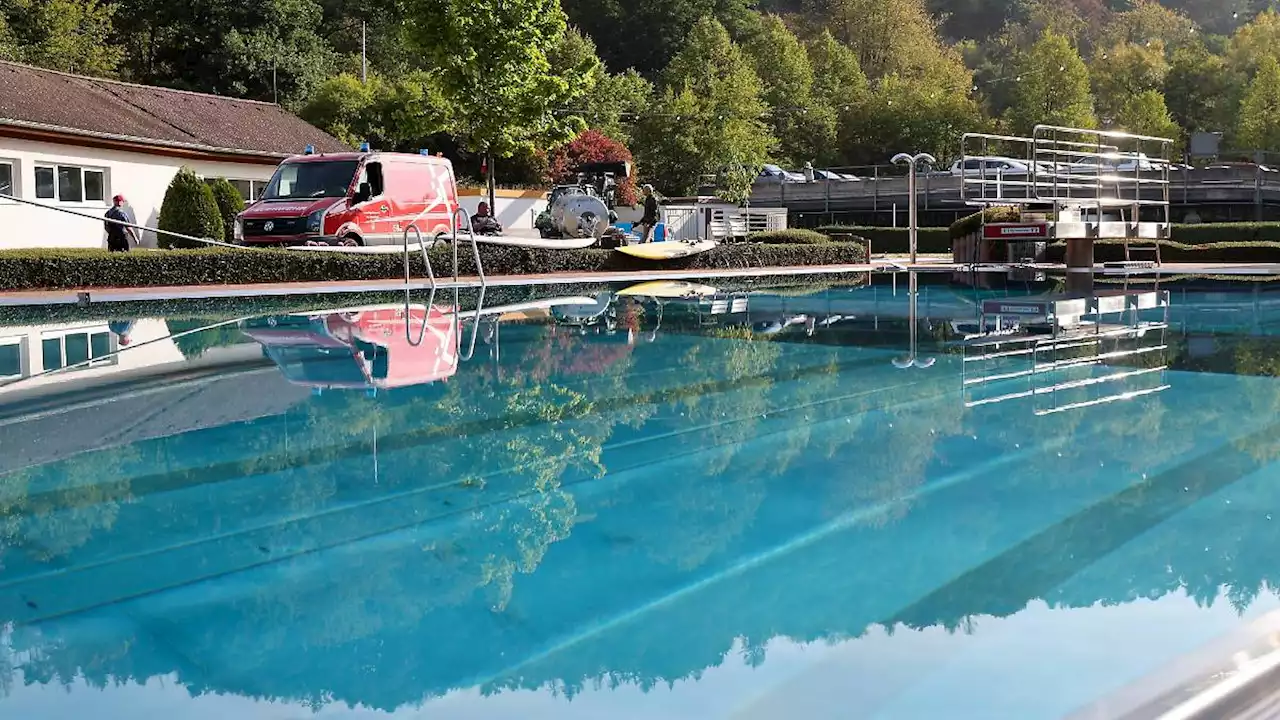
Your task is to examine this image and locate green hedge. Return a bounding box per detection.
[814,225,951,253]
[948,207,1024,239]
[1044,239,1280,264]
[747,229,831,244]
[0,242,868,292]
[1170,222,1280,245]
[157,168,222,249]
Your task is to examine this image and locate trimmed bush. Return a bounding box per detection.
[815,225,951,254]
[1044,239,1280,264]
[157,168,224,249]
[1171,222,1280,245]
[207,178,245,244]
[747,229,831,244]
[0,242,868,291]
[948,206,1023,239]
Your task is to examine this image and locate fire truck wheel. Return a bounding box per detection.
[339,234,362,247]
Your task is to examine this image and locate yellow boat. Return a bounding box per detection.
[616,281,720,299]
[615,239,718,260]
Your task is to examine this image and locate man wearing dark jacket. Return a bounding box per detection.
[104,195,137,252]
[637,184,659,243]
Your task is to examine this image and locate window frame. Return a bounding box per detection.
[33,163,109,204]
[40,327,117,372]
[0,159,15,202]
[0,336,26,380]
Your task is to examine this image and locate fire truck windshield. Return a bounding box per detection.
[262,160,360,200]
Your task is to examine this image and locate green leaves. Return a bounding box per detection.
[299,71,452,151]
[1236,56,1280,152]
[634,18,774,196]
[157,168,224,249]
[408,0,584,158]
[1005,31,1096,134]
[1,0,120,76]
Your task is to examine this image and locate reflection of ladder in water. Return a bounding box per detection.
[697,293,750,325]
[961,290,1171,415]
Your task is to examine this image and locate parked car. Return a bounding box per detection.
[756,164,807,184]
[949,157,1042,176]
[235,147,458,247]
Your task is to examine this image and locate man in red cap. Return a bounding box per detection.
[104,195,137,252]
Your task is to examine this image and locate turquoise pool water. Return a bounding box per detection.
[3,275,1280,718]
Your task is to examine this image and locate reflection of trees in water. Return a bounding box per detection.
[0,447,139,568]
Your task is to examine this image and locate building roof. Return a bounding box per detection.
[0,60,350,159]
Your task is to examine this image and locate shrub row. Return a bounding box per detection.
[746,229,832,244]
[1043,239,1280,264]
[813,225,952,253]
[0,242,868,292]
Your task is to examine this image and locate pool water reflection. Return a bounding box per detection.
[4,275,1280,719]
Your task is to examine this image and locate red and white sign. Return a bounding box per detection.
[982,223,1047,239]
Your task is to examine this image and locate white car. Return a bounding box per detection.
[950,157,1040,176]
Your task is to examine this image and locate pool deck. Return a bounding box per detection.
[2,259,1280,306]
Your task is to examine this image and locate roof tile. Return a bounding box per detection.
[0,61,350,156]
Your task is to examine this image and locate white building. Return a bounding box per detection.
[0,60,348,249]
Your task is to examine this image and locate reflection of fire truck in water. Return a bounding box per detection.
[242,305,458,390]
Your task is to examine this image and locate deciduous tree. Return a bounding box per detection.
[1114,89,1180,144]
[742,14,836,167]
[2,0,120,76]
[546,130,638,204]
[1005,30,1096,134]
[1164,43,1233,134]
[1236,56,1280,151]
[632,18,774,195]
[299,71,451,150]
[1091,41,1169,124]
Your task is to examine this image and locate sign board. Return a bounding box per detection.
[982,223,1047,239]
[1189,132,1222,159]
[981,299,1050,316]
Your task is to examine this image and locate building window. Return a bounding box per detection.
[35,165,107,203]
[205,177,266,205]
[0,337,23,380]
[41,330,114,371]
[0,161,13,198]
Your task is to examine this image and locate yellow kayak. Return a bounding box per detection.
[616,281,720,299]
[615,240,718,260]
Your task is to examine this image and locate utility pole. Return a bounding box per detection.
[361,21,367,83]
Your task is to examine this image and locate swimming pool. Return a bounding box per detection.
[3,273,1280,719]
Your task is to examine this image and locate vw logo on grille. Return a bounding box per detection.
[263,221,275,232]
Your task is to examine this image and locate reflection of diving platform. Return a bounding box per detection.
[961,289,1171,414]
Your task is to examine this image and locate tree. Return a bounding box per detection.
[807,30,871,165]
[1237,56,1280,152]
[742,14,836,167]
[1114,89,1180,144]
[845,74,986,165]
[299,71,451,150]
[1091,41,1170,124]
[407,0,589,206]
[1164,43,1233,135]
[1005,31,1096,134]
[632,18,774,195]
[546,130,638,205]
[1095,0,1198,53]
[559,0,756,77]
[157,168,223,248]
[545,26,651,144]
[811,0,971,94]
[2,0,120,76]
[1225,8,1280,80]
[207,178,245,244]
[111,0,336,104]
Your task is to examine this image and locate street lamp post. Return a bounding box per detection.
[890,152,937,265]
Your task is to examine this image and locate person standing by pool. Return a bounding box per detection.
[104,195,138,252]
[636,184,659,244]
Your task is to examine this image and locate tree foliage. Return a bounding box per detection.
[1236,56,1280,152]
[634,18,774,195]
[1115,89,1181,143]
[299,71,451,150]
[1164,43,1233,134]
[207,178,245,244]
[742,14,835,167]
[1091,41,1170,124]
[1005,31,1097,134]
[545,130,638,205]
[407,0,586,159]
[157,168,223,249]
[1,0,119,76]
